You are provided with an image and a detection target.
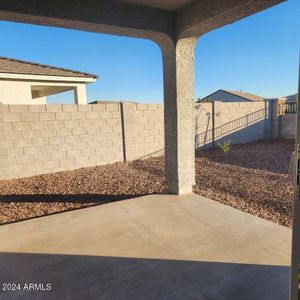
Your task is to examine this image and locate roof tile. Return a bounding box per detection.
[0,57,97,79]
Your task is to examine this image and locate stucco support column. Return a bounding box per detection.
[74,85,87,104]
[160,37,197,194]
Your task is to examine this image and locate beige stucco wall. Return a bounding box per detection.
[0,79,87,104]
[74,84,87,104]
[0,81,32,104]
[33,96,47,104]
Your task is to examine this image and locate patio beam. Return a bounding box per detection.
[0,0,175,42]
[176,0,285,38]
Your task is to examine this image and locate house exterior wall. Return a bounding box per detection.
[0,79,87,104]
[205,90,250,102]
[74,84,87,104]
[33,96,47,104]
[0,80,32,104]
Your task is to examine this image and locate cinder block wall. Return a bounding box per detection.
[1,100,287,181]
[195,101,268,148]
[280,114,296,138]
[0,103,9,179]
[122,103,164,161]
[0,103,164,180]
[195,103,213,147]
[0,104,123,180]
[215,101,268,144]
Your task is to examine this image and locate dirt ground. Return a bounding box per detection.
[0,139,294,227]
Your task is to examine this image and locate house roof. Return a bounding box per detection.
[198,89,265,102]
[222,90,265,101]
[283,94,297,102]
[90,100,138,104]
[0,57,98,79]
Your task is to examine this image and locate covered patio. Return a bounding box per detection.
[0,0,286,193]
[0,194,291,299]
[0,0,296,299]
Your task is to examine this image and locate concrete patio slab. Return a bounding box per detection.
[0,194,291,300]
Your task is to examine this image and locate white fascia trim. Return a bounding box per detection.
[0,73,96,83]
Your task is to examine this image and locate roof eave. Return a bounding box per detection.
[0,72,97,83]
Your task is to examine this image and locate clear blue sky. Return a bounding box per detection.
[0,0,299,104]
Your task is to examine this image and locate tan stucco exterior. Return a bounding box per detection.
[0,80,38,104]
[0,74,95,104]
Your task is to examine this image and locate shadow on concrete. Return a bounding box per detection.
[0,252,290,300]
[0,193,148,203]
[0,194,155,226]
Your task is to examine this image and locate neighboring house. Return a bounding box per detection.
[197,89,265,103]
[279,93,297,103]
[267,93,298,114]
[0,57,97,104]
[267,94,297,102]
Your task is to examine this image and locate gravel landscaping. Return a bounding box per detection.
[0,139,294,227]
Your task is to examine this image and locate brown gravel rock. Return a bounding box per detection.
[0,158,167,225]
[0,139,294,227]
[194,139,294,227]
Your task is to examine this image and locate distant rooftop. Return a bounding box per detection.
[0,57,98,79]
[282,94,298,102]
[198,89,265,103]
[222,89,265,101]
[89,100,138,104]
